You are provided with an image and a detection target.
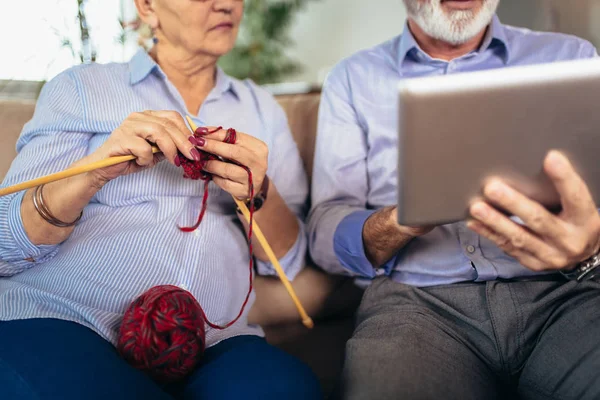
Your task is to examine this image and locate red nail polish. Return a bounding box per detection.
[191,148,201,161]
[189,136,205,147]
[174,155,181,167]
[195,127,209,135]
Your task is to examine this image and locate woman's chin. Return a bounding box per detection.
[199,43,236,59]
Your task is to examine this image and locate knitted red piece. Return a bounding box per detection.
[176,127,239,232]
[117,127,256,383]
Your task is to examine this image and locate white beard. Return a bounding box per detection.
[403,0,500,45]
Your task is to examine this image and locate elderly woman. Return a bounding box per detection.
[0,0,325,399]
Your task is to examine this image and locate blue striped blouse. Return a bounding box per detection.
[0,49,309,347]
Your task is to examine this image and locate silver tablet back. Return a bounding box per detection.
[397,58,600,226]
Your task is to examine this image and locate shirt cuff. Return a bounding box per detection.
[4,191,59,262]
[333,210,397,278]
[255,218,307,281]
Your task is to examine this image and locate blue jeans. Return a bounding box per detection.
[0,318,322,400]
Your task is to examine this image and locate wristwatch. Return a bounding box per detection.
[560,251,600,282]
[238,175,270,213]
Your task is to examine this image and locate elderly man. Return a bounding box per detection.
[308,1,600,399]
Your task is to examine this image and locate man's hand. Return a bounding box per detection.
[363,206,434,267]
[467,150,600,272]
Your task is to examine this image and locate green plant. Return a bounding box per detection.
[218,0,319,84]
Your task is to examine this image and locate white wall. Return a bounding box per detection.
[287,0,408,84]
[497,0,600,45]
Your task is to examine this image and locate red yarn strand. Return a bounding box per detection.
[177,180,210,233]
[176,127,255,329]
[202,166,254,330]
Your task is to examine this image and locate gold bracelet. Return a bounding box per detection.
[32,184,82,228]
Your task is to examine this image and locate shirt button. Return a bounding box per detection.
[179,283,189,291]
[467,245,476,254]
[194,230,201,238]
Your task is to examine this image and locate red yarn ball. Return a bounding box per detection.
[117,285,206,383]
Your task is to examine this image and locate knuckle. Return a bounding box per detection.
[134,150,152,165]
[202,160,213,171]
[497,237,514,252]
[228,145,241,160]
[224,163,237,178]
[154,125,169,138]
[529,210,545,230]
[163,119,178,132]
[165,110,181,121]
[510,234,527,250]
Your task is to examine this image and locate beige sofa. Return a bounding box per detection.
[0,91,360,396]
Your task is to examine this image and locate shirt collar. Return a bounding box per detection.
[212,66,239,99]
[129,48,161,85]
[481,15,511,63]
[397,22,420,66]
[128,48,239,98]
[397,14,510,66]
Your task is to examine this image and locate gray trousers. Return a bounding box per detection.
[339,275,600,400]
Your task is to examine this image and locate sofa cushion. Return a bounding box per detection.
[0,100,35,182]
[274,93,321,180]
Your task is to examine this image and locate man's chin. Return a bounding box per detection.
[428,21,485,45]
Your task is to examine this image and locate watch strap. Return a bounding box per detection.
[237,175,269,213]
[560,252,600,282]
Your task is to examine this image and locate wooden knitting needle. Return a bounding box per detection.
[0,146,161,197]
[185,116,314,329]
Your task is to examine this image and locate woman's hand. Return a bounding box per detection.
[192,127,268,200]
[81,111,200,187]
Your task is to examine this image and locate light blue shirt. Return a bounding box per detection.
[308,16,598,286]
[0,49,308,346]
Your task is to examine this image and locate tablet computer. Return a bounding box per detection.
[397,57,600,226]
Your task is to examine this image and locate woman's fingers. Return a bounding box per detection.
[211,176,249,199]
[118,135,156,167]
[190,126,268,198]
[146,110,191,136]
[203,160,248,185]
[195,126,268,156]
[195,138,253,167]
[128,111,199,164]
[195,126,244,145]
[93,110,208,182]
